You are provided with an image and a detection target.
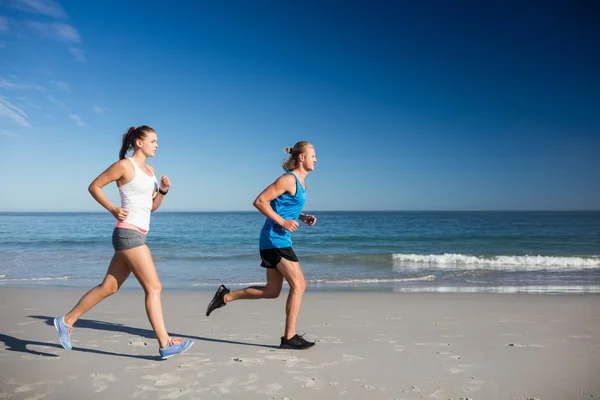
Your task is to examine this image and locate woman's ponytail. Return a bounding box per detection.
[119,127,136,160]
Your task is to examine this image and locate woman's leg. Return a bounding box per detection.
[121,245,170,348]
[273,258,306,340]
[224,268,284,302]
[63,251,131,326]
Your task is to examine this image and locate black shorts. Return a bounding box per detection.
[260,247,299,269]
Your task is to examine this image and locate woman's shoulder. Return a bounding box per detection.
[109,158,131,169]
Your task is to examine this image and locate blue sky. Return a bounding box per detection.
[1,0,598,211]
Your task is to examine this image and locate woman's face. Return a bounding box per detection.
[136,131,158,158]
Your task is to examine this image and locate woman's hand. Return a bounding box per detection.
[110,207,129,221]
[159,175,171,192]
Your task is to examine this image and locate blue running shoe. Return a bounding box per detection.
[54,316,73,350]
[159,337,194,360]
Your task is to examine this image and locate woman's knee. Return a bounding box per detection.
[144,281,162,296]
[98,282,119,296]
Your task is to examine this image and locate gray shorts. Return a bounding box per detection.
[112,227,147,251]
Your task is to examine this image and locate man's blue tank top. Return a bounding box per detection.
[259,172,306,250]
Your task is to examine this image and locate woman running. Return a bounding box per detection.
[54,125,193,359]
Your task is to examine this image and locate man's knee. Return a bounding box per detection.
[264,287,281,299]
[289,279,306,294]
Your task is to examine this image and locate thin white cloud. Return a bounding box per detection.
[69,114,83,126]
[0,128,20,137]
[50,80,69,91]
[0,75,45,91]
[5,0,67,18]
[68,46,86,63]
[0,16,9,33]
[26,22,80,43]
[93,105,111,115]
[55,23,79,42]
[0,96,31,127]
[46,94,69,111]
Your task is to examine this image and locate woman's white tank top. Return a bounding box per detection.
[118,158,158,231]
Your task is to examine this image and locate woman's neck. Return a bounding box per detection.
[131,152,147,165]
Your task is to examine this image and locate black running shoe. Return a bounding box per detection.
[206,285,230,316]
[280,334,316,350]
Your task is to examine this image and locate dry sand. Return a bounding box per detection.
[1,287,599,399]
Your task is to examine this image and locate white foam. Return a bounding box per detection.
[191,275,436,287]
[310,275,436,284]
[391,285,600,294]
[0,276,71,282]
[393,253,600,270]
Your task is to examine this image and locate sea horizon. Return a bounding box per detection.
[1,211,599,294]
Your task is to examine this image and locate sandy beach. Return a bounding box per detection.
[1,287,599,399]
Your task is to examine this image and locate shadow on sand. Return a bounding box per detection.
[19,315,279,359]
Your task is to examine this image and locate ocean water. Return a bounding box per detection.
[1,211,599,293]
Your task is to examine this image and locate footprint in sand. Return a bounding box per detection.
[15,385,33,393]
[259,382,283,395]
[230,357,264,365]
[450,363,476,376]
[238,373,260,388]
[305,361,340,370]
[393,345,407,352]
[196,369,217,378]
[176,357,212,372]
[314,336,343,344]
[342,354,363,362]
[128,338,149,347]
[125,362,159,372]
[436,351,461,359]
[416,342,450,347]
[461,379,485,393]
[16,387,55,399]
[141,373,181,386]
[295,376,317,388]
[91,373,117,393]
[133,385,203,399]
[265,354,310,368]
[209,377,236,394]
